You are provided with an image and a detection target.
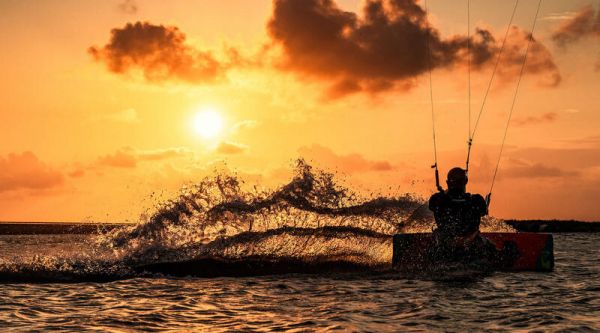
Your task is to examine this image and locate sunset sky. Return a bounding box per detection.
[0,0,598,222]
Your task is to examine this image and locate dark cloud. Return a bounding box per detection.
[298,144,394,173]
[513,112,557,126]
[326,79,362,99]
[551,5,600,47]
[91,3,560,95]
[118,0,138,14]
[268,0,560,98]
[0,152,64,192]
[89,22,226,83]
[97,147,192,168]
[216,141,248,155]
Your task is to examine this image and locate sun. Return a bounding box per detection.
[193,107,223,139]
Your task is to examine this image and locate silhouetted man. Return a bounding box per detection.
[428,167,493,262]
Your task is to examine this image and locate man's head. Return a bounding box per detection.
[447,167,468,191]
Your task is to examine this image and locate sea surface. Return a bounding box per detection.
[0,233,598,332]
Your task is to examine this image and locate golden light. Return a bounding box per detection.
[193,107,223,139]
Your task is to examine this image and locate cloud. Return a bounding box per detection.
[118,0,138,14]
[559,135,600,148]
[551,5,600,47]
[510,147,600,170]
[91,3,560,96]
[231,120,259,133]
[268,0,560,98]
[0,152,64,192]
[98,149,138,168]
[68,168,86,178]
[89,22,227,83]
[541,12,581,22]
[496,27,561,87]
[138,147,193,161]
[216,141,248,154]
[298,144,394,173]
[512,112,557,126]
[502,162,578,179]
[97,147,192,168]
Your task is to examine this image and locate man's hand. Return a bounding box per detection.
[485,193,492,207]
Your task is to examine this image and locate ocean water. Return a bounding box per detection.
[0,164,598,331]
[0,233,598,332]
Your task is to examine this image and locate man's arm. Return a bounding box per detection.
[472,194,488,216]
[429,192,443,213]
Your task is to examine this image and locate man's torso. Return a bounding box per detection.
[429,191,487,237]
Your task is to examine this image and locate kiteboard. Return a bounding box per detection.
[392,232,554,272]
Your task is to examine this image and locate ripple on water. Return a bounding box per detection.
[0,235,599,332]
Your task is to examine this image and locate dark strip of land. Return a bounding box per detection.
[505,220,600,233]
[0,222,127,235]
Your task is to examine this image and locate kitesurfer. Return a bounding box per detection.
[428,167,501,264]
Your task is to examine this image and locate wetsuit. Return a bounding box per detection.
[429,189,487,237]
[428,189,494,263]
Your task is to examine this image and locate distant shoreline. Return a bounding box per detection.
[504,220,600,233]
[0,222,127,235]
[0,220,599,235]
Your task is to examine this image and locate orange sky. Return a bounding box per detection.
[0,0,599,222]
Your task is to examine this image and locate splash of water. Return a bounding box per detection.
[0,160,513,282]
[99,160,427,262]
